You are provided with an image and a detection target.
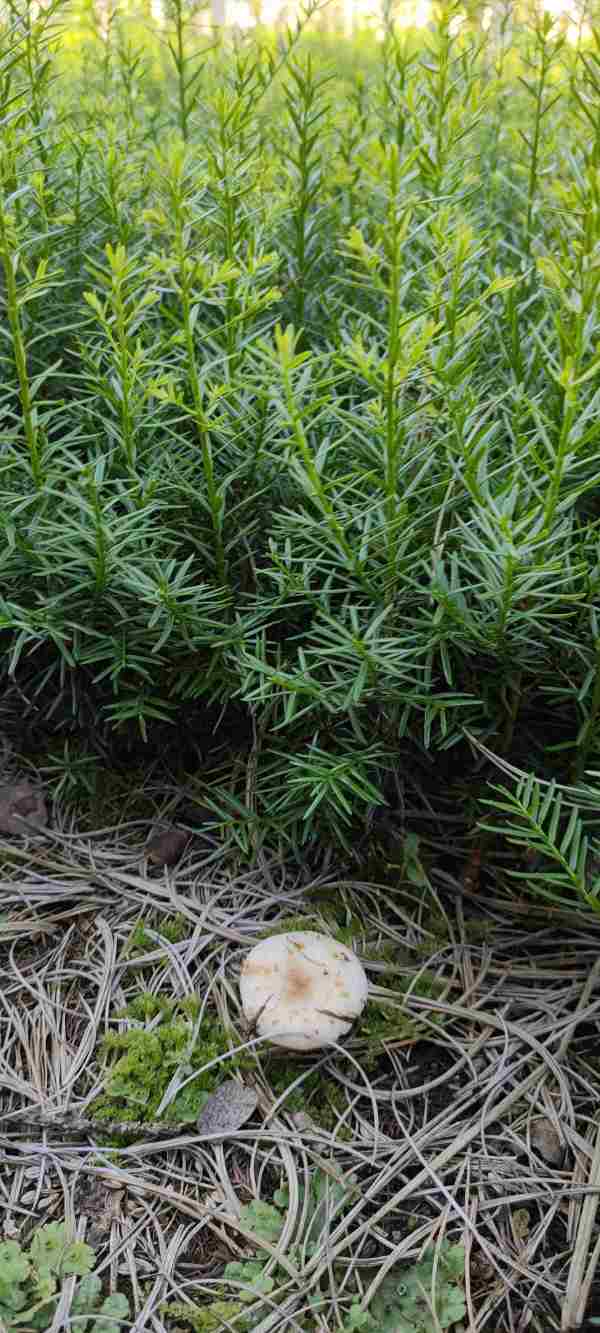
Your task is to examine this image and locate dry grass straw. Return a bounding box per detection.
[2,787,600,1332]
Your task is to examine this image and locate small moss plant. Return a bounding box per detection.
[126,914,189,954]
[360,973,448,1059]
[160,1299,251,1331]
[91,993,250,1132]
[0,1222,129,1333]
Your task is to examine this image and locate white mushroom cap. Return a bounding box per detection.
[239,930,369,1052]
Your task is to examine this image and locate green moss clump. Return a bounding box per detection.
[358,969,449,1067]
[463,916,497,943]
[126,914,189,956]
[258,915,317,938]
[123,994,173,1021]
[263,1060,352,1137]
[261,910,368,954]
[365,940,412,965]
[413,913,452,958]
[161,1299,249,1331]
[360,1002,419,1044]
[366,967,446,1010]
[91,994,250,1137]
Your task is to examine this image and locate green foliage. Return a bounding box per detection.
[0,1224,129,1333]
[265,1058,354,1133]
[90,1293,131,1333]
[237,1201,286,1246]
[234,1192,465,1333]
[342,1242,466,1332]
[216,1172,358,1324]
[161,1299,249,1331]
[91,993,246,1131]
[274,1166,359,1245]
[127,914,190,954]
[223,1260,276,1302]
[480,769,600,914]
[360,978,445,1054]
[163,1212,465,1333]
[2,0,600,893]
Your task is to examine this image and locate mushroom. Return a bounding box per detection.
[239,930,369,1051]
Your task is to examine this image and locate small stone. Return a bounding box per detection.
[196,1080,258,1137]
[0,782,48,835]
[145,828,191,867]
[530,1118,565,1166]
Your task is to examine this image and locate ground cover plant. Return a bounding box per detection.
[3,2,600,1331]
[1,0,600,902]
[0,1221,129,1331]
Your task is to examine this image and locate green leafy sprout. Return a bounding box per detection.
[0,1223,129,1333]
[162,1182,466,1332]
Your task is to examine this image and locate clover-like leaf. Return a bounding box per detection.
[341,1305,377,1331]
[438,1285,466,1328]
[442,1244,465,1281]
[31,1271,57,1304]
[72,1272,103,1318]
[28,1222,69,1275]
[224,1259,275,1303]
[29,1302,61,1330]
[60,1240,95,1277]
[90,1290,130,1333]
[238,1201,284,1245]
[29,1223,95,1282]
[0,1287,29,1315]
[0,1240,30,1287]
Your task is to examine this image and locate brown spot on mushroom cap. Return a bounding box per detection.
[284,964,313,1001]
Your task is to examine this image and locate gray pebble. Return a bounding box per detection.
[530,1118,565,1166]
[196,1080,258,1137]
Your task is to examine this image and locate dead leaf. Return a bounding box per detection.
[146,828,191,867]
[530,1118,565,1166]
[0,782,48,835]
[196,1080,258,1137]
